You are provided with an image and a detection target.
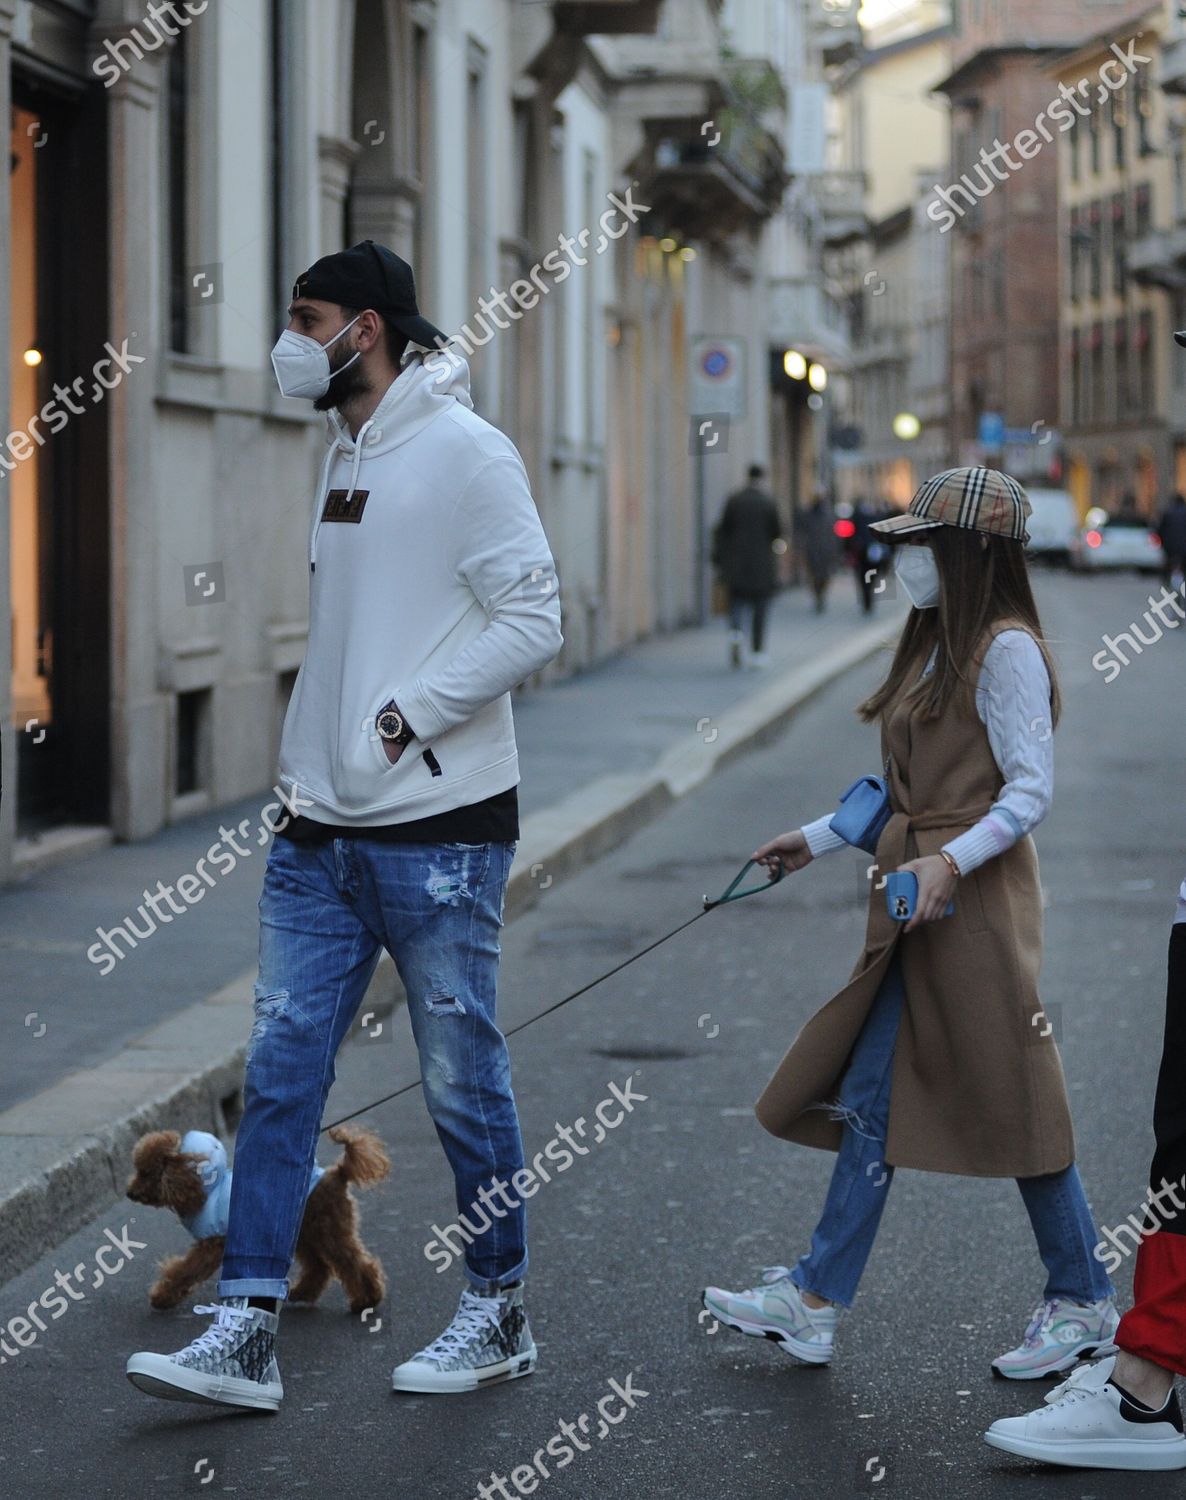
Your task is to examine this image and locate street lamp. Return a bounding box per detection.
[892,411,921,440]
[807,362,828,392]
[783,349,808,380]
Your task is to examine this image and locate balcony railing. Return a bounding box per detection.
[767,277,853,366]
[812,0,863,66]
[632,61,788,234]
[813,169,868,246]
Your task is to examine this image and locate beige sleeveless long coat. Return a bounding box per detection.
[755,618,1075,1178]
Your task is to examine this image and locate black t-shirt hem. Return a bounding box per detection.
[274,784,519,845]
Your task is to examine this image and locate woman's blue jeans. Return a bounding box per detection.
[790,949,1115,1310]
[219,833,526,1300]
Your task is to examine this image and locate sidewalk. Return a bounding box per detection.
[0,577,902,1283]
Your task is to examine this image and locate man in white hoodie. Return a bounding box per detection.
[127,241,562,1409]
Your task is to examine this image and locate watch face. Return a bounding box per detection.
[377,709,405,742]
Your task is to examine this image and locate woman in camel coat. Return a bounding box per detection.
[702,467,1117,1381]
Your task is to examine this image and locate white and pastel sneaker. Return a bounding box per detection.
[126,1297,282,1411]
[391,1281,536,1394]
[985,1354,1186,1470]
[701,1266,836,1364]
[992,1296,1120,1380]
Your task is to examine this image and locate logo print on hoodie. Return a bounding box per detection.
[321,488,370,523]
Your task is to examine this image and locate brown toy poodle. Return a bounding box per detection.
[126,1123,390,1312]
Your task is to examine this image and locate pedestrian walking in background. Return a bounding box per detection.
[711,464,783,669]
[1158,492,1186,591]
[795,492,836,614]
[985,872,1186,1471]
[703,467,1119,1380]
[847,496,888,614]
[126,241,562,1411]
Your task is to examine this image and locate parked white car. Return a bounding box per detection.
[1025,488,1080,565]
[1071,508,1164,574]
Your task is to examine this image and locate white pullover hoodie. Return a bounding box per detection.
[277,351,563,826]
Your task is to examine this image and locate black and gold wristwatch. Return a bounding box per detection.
[376,701,415,748]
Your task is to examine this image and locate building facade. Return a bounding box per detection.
[826,0,954,505]
[932,0,1135,481]
[1054,4,1175,518]
[2,0,847,884]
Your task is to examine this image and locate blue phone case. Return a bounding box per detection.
[885,871,955,922]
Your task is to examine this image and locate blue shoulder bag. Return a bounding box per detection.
[830,763,892,856]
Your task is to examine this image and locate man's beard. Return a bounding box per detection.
[313,346,370,412]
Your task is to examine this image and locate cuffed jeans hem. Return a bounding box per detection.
[464,1251,528,1295]
[217,1277,289,1300]
[789,1265,851,1311]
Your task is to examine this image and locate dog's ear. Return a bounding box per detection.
[160,1154,210,1219]
[126,1131,183,1203]
[131,1130,181,1171]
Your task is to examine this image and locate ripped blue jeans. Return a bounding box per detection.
[219,834,526,1299]
[791,949,1115,1310]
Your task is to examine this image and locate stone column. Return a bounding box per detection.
[318,135,360,255]
[91,3,171,839]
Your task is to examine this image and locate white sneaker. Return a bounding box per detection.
[992,1296,1120,1379]
[391,1281,536,1394]
[126,1298,282,1411]
[701,1266,836,1364]
[985,1354,1186,1470]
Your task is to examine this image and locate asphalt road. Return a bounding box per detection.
[1,568,1183,1500]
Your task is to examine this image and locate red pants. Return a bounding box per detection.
[1116,1231,1186,1377]
[1114,925,1186,1375]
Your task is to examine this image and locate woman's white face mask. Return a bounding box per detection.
[270,315,361,400]
[894,542,941,609]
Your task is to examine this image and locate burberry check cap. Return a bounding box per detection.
[870,467,1031,543]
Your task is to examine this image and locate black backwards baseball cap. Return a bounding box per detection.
[291,240,449,350]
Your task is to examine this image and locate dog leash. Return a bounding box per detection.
[320,858,784,1134]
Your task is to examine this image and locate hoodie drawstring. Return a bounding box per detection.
[309,416,375,573]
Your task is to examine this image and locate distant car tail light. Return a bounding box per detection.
[1086,530,1102,548]
[1151,533,1162,547]
[834,519,856,539]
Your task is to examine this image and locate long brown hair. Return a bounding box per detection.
[858,526,1061,726]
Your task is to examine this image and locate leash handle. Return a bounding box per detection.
[705,858,784,909]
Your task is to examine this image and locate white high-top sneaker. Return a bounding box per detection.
[391,1281,537,1394]
[126,1297,282,1411]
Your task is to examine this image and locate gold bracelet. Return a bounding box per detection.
[939,849,962,879]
